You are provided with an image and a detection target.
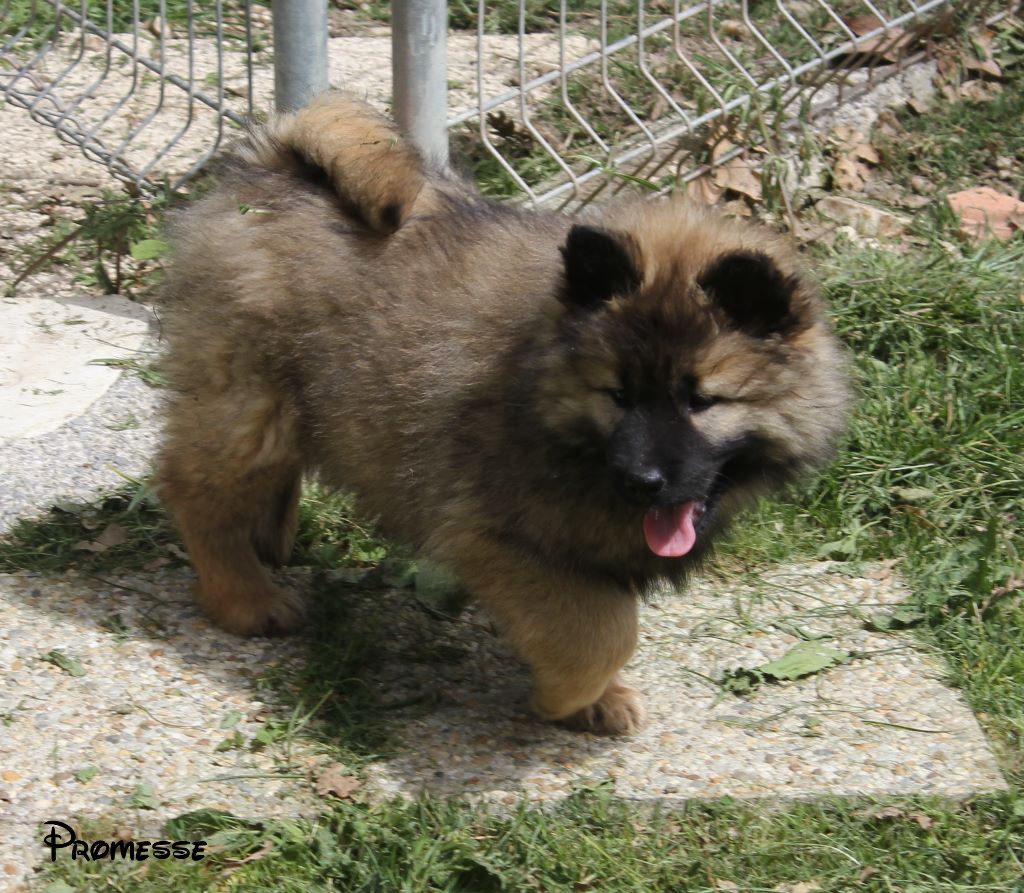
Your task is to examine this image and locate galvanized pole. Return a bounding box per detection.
[392,0,449,167]
[272,0,330,113]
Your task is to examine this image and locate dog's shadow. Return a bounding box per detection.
[4,562,623,805]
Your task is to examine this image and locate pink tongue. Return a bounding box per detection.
[643,502,700,557]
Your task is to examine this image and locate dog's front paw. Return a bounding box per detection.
[561,680,645,736]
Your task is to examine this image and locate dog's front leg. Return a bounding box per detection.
[450,539,645,735]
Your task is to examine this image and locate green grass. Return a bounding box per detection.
[17,46,1024,893]
[1,0,250,43]
[36,789,1024,892]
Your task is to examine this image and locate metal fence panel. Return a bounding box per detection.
[0,0,261,193]
[457,0,1015,208]
[1,1,1016,199]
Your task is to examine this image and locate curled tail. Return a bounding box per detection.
[237,93,427,234]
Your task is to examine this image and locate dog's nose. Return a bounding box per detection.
[622,467,666,499]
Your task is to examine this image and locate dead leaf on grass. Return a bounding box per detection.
[775,882,823,893]
[934,48,961,84]
[687,173,724,205]
[856,805,905,820]
[713,156,762,202]
[73,522,129,553]
[845,14,885,36]
[826,127,882,193]
[908,812,936,830]
[958,79,1003,102]
[315,763,362,800]
[853,142,881,165]
[221,840,275,877]
[906,95,932,115]
[964,55,1003,80]
[828,125,865,150]
[855,806,936,829]
[833,156,871,192]
[834,16,914,67]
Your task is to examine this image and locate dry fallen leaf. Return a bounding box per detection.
[73,522,129,553]
[834,24,913,67]
[687,173,724,205]
[935,48,961,84]
[906,95,932,115]
[958,79,1003,102]
[908,812,936,830]
[96,523,129,547]
[220,840,276,878]
[832,156,871,193]
[856,804,906,820]
[845,14,884,36]
[964,55,1003,80]
[775,882,823,893]
[853,143,881,165]
[709,135,738,165]
[315,763,362,800]
[713,156,762,202]
[828,125,866,150]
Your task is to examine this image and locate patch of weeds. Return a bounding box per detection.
[39,649,87,677]
[290,484,390,570]
[256,575,392,762]
[0,480,181,575]
[0,481,390,577]
[2,0,248,44]
[338,0,612,34]
[450,117,567,199]
[9,186,174,297]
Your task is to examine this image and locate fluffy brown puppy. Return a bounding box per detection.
[158,94,850,735]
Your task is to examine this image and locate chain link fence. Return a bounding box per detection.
[0,1,1016,202]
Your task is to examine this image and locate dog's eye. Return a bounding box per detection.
[688,392,718,413]
[604,388,630,408]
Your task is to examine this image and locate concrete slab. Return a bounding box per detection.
[0,564,1006,887]
[0,293,152,443]
[362,562,1007,804]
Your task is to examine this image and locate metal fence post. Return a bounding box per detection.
[272,0,330,113]
[392,0,449,167]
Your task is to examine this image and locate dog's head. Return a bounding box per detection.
[537,202,850,559]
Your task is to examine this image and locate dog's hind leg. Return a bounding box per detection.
[158,390,306,636]
[251,472,302,567]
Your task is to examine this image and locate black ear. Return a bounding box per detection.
[698,250,800,337]
[560,225,641,311]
